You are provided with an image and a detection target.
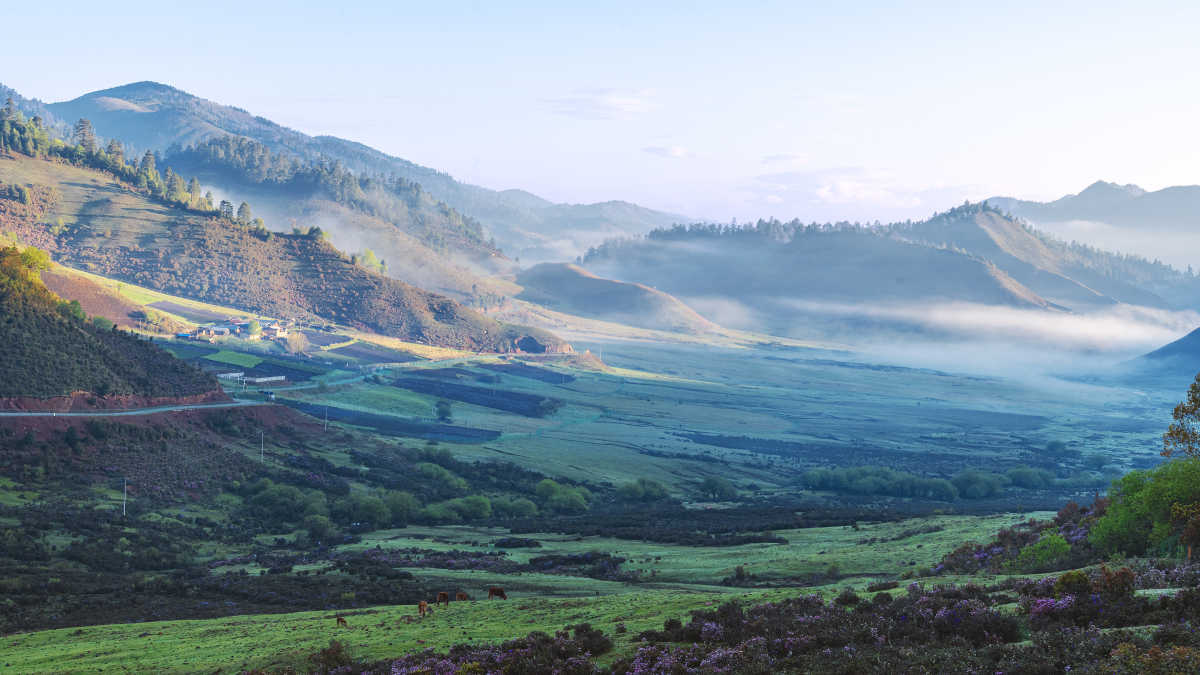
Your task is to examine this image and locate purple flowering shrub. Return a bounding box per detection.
[938,497,1107,575]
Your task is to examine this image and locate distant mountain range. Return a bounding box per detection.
[4,81,691,259]
[988,180,1200,230]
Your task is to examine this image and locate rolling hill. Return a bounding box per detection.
[512,263,713,334]
[38,264,189,334]
[0,245,223,404]
[0,154,570,354]
[988,180,1200,230]
[23,80,693,259]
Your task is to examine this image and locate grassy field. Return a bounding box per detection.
[1,511,1050,674]
[202,351,265,368]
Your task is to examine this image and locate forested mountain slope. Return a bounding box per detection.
[901,204,1174,308]
[0,148,568,354]
[36,81,692,257]
[0,246,222,401]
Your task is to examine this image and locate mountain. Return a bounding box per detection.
[0,153,570,354]
[989,180,1200,231]
[511,263,714,334]
[901,204,1173,309]
[37,81,694,259]
[0,246,223,403]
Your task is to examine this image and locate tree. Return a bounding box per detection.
[188,177,202,202]
[354,497,391,528]
[2,97,13,119]
[286,331,309,354]
[237,202,252,226]
[106,139,125,165]
[435,400,453,422]
[700,475,737,500]
[219,200,234,220]
[1164,372,1200,459]
[18,247,50,273]
[138,150,155,175]
[248,320,261,335]
[616,477,670,502]
[304,515,334,543]
[384,491,420,524]
[73,119,97,154]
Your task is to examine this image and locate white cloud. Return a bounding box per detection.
[764,194,783,203]
[796,133,852,141]
[545,87,662,121]
[751,166,948,208]
[643,146,711,159]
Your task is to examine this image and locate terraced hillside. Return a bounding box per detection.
[0,154,570,354]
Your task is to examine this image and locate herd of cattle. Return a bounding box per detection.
[334,586,507,627]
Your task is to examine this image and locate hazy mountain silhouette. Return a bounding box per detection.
[38,81,692,257]
[988,180,1200,231]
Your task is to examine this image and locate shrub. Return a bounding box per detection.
[951,470,1009,499]
[1008,533,1071,572]
[699,475,737,500]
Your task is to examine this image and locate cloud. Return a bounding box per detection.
[796,133,852,141]
[643,146,711,159]
[788,93,862,114]
[750,166,949,208]
[764,194,783,203]
[545,87,661,121]
[762,153,809,164]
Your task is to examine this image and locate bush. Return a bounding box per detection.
[951,470,1009,499]
[699,475,737,500]
[615,477,670,502]
[1006,464,1058,489]
[1008,533,1071,572]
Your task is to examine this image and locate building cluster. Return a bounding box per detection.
[175,318,293,342]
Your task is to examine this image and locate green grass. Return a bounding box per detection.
[0,511,1062,675]
[202,351,265,368]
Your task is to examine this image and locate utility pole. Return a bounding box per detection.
[123,478,127,516]
[261,431,264,462]
[325,405,328,431]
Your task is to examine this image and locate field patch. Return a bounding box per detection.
[392,377,553,417]
[202,350,265,368]
[147,300,237,324]
[329,342,418,363]
[479,362,576,383]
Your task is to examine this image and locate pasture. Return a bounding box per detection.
[1,511,1046,674]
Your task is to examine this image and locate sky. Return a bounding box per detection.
[6,0,1200,224]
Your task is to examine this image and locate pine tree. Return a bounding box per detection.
[236,202,252,226]
[2,97,14,119]
[188,177,201,202]
[73,119,97,154]
[219,200,234,220]
[106,139,125,165]
[139,150,156,174]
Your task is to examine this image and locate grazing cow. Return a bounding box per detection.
[418,601,429,618]
[336,616,348,628]
[488,587,508,600]
[456,592,468,601]
[437,591,450,607]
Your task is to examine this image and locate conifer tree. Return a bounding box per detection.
[73,119,97,154]
[236,202,252,226]
[188,177,201,202]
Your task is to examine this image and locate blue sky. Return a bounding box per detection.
[7,0,1200,223]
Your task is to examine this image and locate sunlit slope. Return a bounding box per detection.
[513,263,714,334]
[39,264,189,334]
[0,156,570,354]
[906,209,1170,308]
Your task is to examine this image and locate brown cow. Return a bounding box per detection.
[456,592,469,601]
[335,616,348,628]
[418,601,429,618]
[437,591,450,606]
[488,586,507,600]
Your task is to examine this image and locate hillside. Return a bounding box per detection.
[0,245,223,402]
[32,80,694,258]
[989,180,1200,230]
[512,263,713,334]
[0,155,570,354]
[39,265,188,334]
[582,224,1061,339]
[902,205,1173,308]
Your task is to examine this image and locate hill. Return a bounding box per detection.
[901,203,1173,308]
[581,221,1062,339]
[38,265,189,334]
[512,263,713,334]
[0,153,569,354]
[0,245,223,404]
[988,180,1200,230]
[33,80,694,259]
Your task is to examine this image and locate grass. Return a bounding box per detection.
[0,511,1060,675]
[202,351,265,368]
[62,267,267,326]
